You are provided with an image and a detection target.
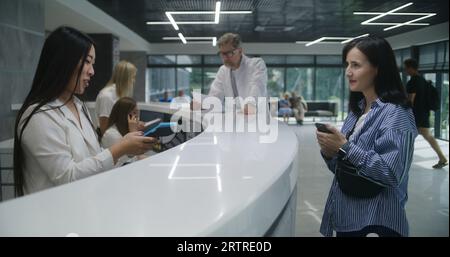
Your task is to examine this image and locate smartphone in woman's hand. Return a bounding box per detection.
[315,123,332,133]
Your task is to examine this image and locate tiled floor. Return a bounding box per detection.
[291,120,449,237]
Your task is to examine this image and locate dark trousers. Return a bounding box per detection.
[336,225,401,237]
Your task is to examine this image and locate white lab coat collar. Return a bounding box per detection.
[46,96,99,151]
[229,54,248,74]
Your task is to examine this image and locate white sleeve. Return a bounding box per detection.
[101,127,123,149]
[95,92,114,118]
[248,58,268,98]
[101,128,133,167]
[21,111,114,185]
[208,66,226,101]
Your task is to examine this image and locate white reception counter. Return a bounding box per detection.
[0,103,299,236]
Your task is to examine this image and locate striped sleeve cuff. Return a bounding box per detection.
[346,142,366,168]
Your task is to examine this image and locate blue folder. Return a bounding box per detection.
[143,122,177,137]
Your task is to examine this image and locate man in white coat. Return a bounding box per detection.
[192,33,268,114]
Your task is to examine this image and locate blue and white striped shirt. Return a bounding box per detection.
[320,98,417,237]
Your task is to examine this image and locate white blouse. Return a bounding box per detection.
[101,125,133,166]
[95,84,118,121]
[19,97,114,195]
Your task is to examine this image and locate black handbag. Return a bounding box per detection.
[335,114,385,198]
[335,159,384,198]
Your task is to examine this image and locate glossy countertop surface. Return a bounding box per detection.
[0,107,298,236]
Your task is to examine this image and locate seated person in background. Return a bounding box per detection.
[159,91,172,102]
[278,93,293,123]
[289,92,308,125]
[101,97,154,165]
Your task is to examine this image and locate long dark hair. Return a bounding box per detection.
[106,97,137,137]
[342,36,409,115]
[13,27,95,196]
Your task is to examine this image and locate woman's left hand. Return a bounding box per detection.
[137,121,145,131]
[316,125,347,158]
[128,114,139,132]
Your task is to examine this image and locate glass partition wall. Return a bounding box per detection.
[147,42,448,133]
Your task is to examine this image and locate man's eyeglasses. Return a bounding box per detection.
[218,48,239,58]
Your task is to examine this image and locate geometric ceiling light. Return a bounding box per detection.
[163,36,218,46]
[354,2,436,31]
[300,33,369,47]
[147,1,252,30]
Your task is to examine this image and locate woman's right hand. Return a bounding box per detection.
[122,131,156,156]
[109,131,156,164]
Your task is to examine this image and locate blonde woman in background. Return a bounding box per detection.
[95,60,138,135]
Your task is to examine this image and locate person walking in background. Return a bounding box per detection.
[14,27,155,196]
[95,60,138,135]
[404,58,448,169]
[316,36,417,237]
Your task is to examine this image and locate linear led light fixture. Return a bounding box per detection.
[147,10,252,25]
[341,33,369,44]
[360,22,428,25]
[361,2,413,25]
[384,13,436,31]
[354,2,436,31]
[303,34,369,46]
[163,36,218,46]
[305,37,349,47]
[147,1,251,28]
[166,12,178,30]
[215,1,221,24]
[178,33,187,44]
[354,12,435,16]
[296,41,342,44]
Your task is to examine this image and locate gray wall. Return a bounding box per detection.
[0,0,45,141]
[120,51,147,102]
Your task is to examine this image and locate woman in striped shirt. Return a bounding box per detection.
[316,36,417,237]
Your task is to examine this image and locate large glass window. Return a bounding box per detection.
[315,68,343,119]
[315,68,343,102]
[440,73,449,140]
[267,67,285,97]
[146,47,447,124]
[424,73,437,134]
[177,55,201,65]
[147,67,176,101]
[202,67,219,95]
[148,55,176,65]
[177,67,202,97]
[286,68,314,100]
